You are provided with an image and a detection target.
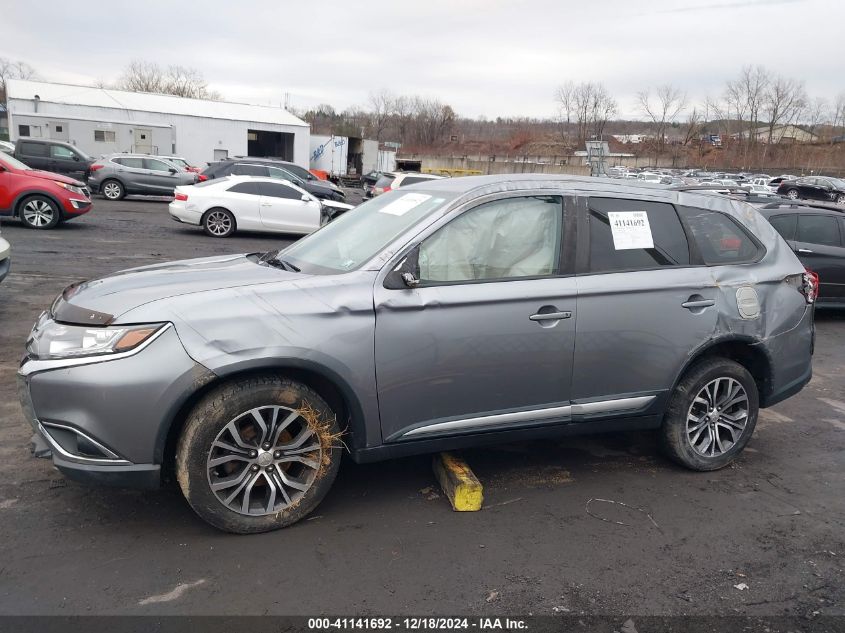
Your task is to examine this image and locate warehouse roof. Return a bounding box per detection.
[6,79,308,128]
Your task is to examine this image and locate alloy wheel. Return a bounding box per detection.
[206,405,322,516]
[22,199,55,227]
[686,377,748,457]
[206,210,232,236]
[103,182,122,200]
[786,189,799,200]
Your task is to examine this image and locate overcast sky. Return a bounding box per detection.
[2,0,842,120]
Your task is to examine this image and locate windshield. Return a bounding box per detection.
[280,190,456,274]
[0,153,32,170]
[828,177,845,189]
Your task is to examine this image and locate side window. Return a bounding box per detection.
[588,198,690,273]
[267,166,293,182]
[231,164,267,177]
[144,159,173,172]
[797,215,842,247]
[114,157,145,169]
[227,182,264,196]
[768,214,797,241]
[677,207,762,264]
[50,145,76,159]
[19,142,48,157]
[418,196,562,283]
[260,182,300,200]
[399,176,429,186]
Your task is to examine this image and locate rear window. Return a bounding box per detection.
[587,198,690,273]
[19,142,48,157]
[677,207,762,264]
[227,182,264,196]
[375,175,395,189]
[797,215,842,247]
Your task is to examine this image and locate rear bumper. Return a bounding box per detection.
[760,305,815,408]
[168,201,201,225]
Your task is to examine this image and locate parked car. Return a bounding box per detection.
[742,183,779,198]
[776,176,845,204]
[362,170,385,196]
[755,201,845,307]
[768,175,797,192]
[0,228,9,284]
[87,154,198,200]
[202,159,345,202]
[371,171,445,196]
[0,140,15,155]
[13,138,94,181]
[157,156,201,173]
[0,152,92,229]
[18,175,815,533]
[168,176,353,238]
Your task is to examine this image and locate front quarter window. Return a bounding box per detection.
[280,190,454,274]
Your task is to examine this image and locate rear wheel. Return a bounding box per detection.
[203,208,236,238]
[785,188,799,200]
[19,195,60,229]
[101,180,124,201]
[661,358,758,471]
[176,375,343,533]
[836,194,845,205]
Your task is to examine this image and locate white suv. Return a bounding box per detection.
[372,171,445,196]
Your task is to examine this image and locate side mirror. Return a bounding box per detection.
[301,194,310,202]
[384,247,421,289]
[72,155,80,161]
[168,168,177,174]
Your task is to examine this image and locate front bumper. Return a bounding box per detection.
[17,324,216,489]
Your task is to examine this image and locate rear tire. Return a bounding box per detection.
[202,208,236,238]
[18,195,60,229]
[176,375,343,534]
[785,188,799,200]
[661,358,758,471]
[101,180,124,201]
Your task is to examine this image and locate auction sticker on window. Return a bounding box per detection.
[607,211,654,250]
[378,193,432,216]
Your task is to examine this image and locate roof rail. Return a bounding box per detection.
[757,200,844,212]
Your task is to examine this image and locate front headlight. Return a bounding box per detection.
[54,182,87,197]
[27,320,165,360]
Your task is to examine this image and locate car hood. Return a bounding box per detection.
[52,254,302,324]
[25,170,86,187]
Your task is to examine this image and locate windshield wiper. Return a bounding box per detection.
[259,252,300,272]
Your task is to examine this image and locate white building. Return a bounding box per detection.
[5,79,310,167]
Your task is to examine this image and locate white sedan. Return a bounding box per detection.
[168,176,353,238]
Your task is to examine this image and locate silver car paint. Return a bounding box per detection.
[17,175,813,481]
[88,154,197,195]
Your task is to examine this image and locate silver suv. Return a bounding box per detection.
[18,175,815,533]
[87,154,198,200]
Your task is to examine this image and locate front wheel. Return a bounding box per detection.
[176,375,343,533]
[661,358,759,471]
[19,195,60,229]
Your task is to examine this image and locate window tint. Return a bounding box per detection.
[419,196,562,283]
[114,157,145,169]
[267,166,296,182]
[797,215,842,247]
[768,214,797,240]
[50,145,76,159]
[588,198,689,273]
[19,142,48,157]
[144,159,173,172]
[231,163,267,177]
[227,182,264,196]
[375,175,395,189]
[260,182,300,200]
[677,207,762,264]
[399,176,433,186]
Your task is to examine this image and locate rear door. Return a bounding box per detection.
[258,181,319,233]
[572,197,720,414]
[111,157,148,192]
[794,214,845,302]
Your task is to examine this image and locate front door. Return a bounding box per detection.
[258,181,319,233]
[572,197,720,411]
[374,194,576,442]
[134,128,153,154]
[48,144,84,178]
[143,158,179,194]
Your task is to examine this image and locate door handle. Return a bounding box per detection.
[261,202,272,207]
[797,248,814,254]
[681,299,715,309]
[529,311,572,321]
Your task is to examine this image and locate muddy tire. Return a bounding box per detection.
[176,375,342,533]
[660,358,759,471]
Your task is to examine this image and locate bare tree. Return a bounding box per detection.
[762,75,806,144]
[831,93,845,143]
[803,97,829,139]
[681,106,701,146]
[638,83,686,155]
[569,82,616,144]
[554,81,576,141]
[117,60,220,100]
[367,89,395,141]
[0,57,37,107]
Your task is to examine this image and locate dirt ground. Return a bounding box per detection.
[0,193,842,617]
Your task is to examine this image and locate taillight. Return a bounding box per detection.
[89,164,104,171]
[802,269,819,304]
[174,192,188,201]
[198,174,208,182]
[384,186,392,193]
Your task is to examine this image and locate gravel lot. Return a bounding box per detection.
[0,194,843,617]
